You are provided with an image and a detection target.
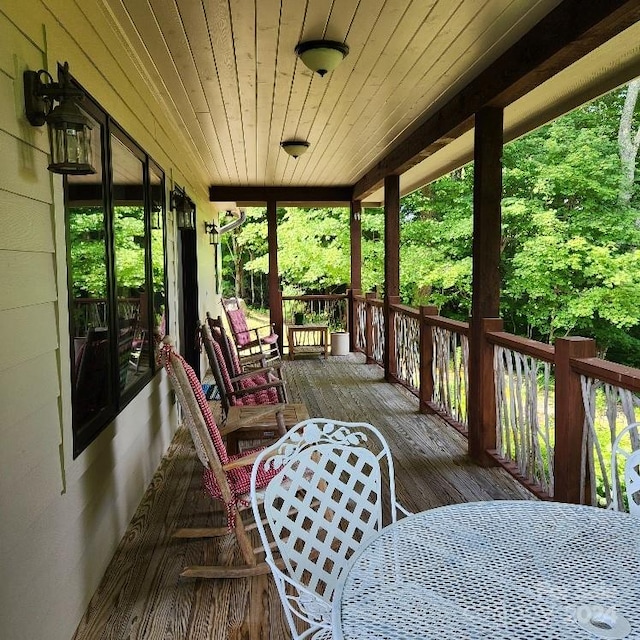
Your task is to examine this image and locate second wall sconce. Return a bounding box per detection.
[171,185,196,230]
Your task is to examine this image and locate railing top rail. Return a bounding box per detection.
[487,331,554,362]
[571,356,640,393]
[427,315,469,335]
[390,303,419,319]
[281,294,348,301]
[369,298,384,307]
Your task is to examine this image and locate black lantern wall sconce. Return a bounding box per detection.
[23,61,96,176]
[204,221,219,245]
[151,203,162,230]
[171,185,196,230]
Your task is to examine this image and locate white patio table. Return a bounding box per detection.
[332,500,640,640]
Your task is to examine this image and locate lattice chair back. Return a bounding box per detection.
[250,419,410,640]
[611,422,640,516]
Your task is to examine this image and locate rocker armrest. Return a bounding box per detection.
[238,352,268,366]
[230,367,279,382]
[250,323,275,333]
[222,450,262,471]
[229,380,284,398]
[236,338,266,351]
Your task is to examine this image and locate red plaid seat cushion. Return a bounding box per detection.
[210,333,280,405]
[226,309,252,346]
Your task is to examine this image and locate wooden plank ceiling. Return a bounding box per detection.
[102,0,640,203]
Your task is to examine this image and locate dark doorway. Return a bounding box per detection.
[178,229,200,378]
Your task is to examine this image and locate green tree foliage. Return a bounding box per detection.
[221,82,640,362]
[225,206,386,297]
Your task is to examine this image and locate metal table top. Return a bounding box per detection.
[333,500,640,640]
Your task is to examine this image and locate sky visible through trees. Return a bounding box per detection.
[224,80,640,366]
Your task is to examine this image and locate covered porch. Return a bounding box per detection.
[3,2,640,639]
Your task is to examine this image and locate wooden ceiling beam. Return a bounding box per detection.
[353,0,640,200]
[209,185,354,204]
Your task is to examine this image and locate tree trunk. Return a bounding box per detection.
[617,78,640,207]
[249,253,255,305]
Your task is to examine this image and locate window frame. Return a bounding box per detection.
[65,89,169,458]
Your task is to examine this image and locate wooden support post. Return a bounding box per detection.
[365,292,375,364]
[554,336,597,504]
[349,200,362,354]
[384,175,400,380]
[348,289,361,352]
[419,305,438,413]
[266,200,283,352]
[468,318,503,464]
[386,296,401,382]
[468,106,503,465]
[350,200,362,292]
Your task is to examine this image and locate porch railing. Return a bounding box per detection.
[281,294,348,330]
[349,291,640,506]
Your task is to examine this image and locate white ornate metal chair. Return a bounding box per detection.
[250,418,411,640]
[611,422,640,516]
[159,337,283,579]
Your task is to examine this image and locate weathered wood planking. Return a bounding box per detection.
[72,353,531,640]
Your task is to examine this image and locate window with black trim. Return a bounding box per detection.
[66,92,168,457]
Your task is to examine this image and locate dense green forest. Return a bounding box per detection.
[223,80,639,365]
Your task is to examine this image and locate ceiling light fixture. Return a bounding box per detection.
[281,140,310,158]
[23,61,96,175]
[295,40,349,77]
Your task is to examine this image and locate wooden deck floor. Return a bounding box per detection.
[72,353,532,640]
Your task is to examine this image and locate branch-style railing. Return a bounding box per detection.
[572,357,640,508]
[488,332,555,498]
[349,291,640,507]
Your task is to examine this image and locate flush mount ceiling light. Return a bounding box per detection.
[23,61,96,175]
[281,140,310,158]
[294,40,349,77]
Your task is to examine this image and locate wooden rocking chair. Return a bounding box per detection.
[221,296,281,365]
[201,320,288,419]
[159,337,284,579]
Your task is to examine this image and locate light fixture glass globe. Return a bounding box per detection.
[295,40,349,77]
[281,140,310,158]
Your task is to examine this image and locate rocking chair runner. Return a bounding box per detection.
[159,337,283,579]
[222,296,281,364]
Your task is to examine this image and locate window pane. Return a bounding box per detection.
[111,135,150,393]
[150,165,166,353]
[67,112,112,431]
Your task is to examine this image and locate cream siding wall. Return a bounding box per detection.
[0,2,218,639]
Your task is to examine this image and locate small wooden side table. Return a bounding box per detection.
[222,403,310,453]
[287,323,329,360]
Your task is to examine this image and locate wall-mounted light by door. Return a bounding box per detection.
[204,221,219,245]
[171,185,196,230]
[23,62,96,175]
